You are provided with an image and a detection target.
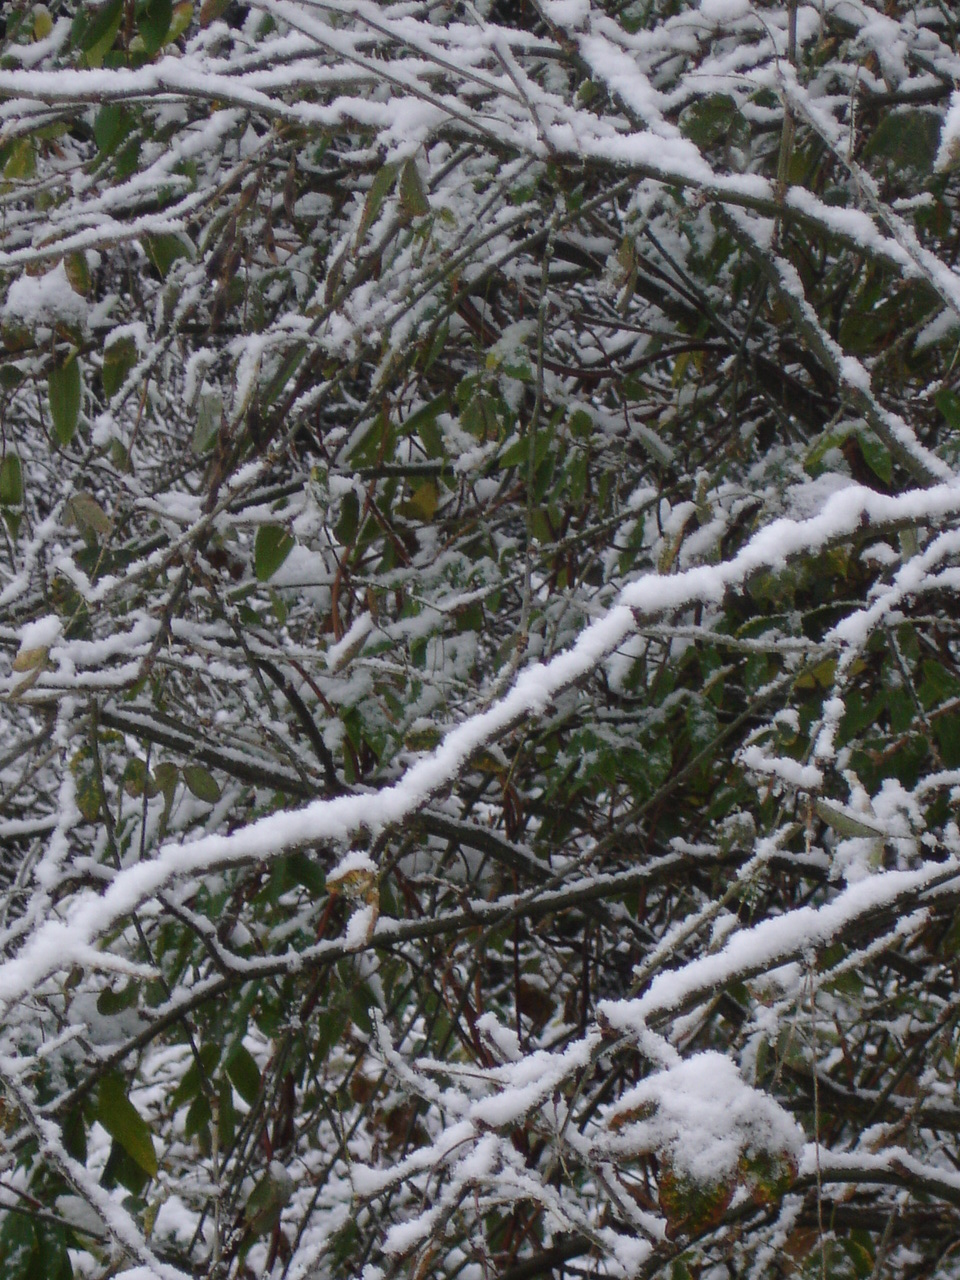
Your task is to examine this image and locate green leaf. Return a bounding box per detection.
[857,430,892,485]
[399,158,429,219]
[150,760,178,828]
[0,1210,36,1277]
[740,1148,797,1206]
[680,94,743,149]
[122,758,150,797]
[63,1106,87,1163]
[401,392,447,459]
[244,1165,294,1237]
[0,453,23,507]
[218,1074,236,1148]
[840,1238,875,1280]
[152,760,179,802]
[81,0,123,67]
[804,427,849,475]
[171,1041,220,1109]
[455,601,483,633]
[918,659,960,709]
[422,321,448,373]
[355,162,397,247]
[936,388,960,431]
[94,102,126,156]
[97,980,140,1015]
[137,0,173,53]
[101,1137,150,1194]
[74,768,102,822]
[336,490,359,545]
[254,524,294,581]
[184,1093,211,1147]
[97,1072,158,1177]
[226,1043,261,1105]
[261,343,306,407]
[934,713,960,768]
[192,391,221,454]
[183,764,221,804]
[0,1215,73,1280]
[862,109,938,176]
[102,336,137,398]
[37,1218,75,1277]
[142,232,193,278]
[48,357,82,448]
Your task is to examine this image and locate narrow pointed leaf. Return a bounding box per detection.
[97,1073,158,1177]
[48,358,81,447]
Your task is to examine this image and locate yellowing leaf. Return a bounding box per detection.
[64,252,91,296]
[33,5,54,39]
[199,0,230,25]
[64,492,111,538]
[408,480,438,521]
[168,1,194,42]
[794,657,837,690]
[122,759,150,798]
[658,1162,735,1237]
[3,139,36,182]
[814,798,884,839]
[404,726,441,751]
[327,866,377,901]
[12,645,48,674]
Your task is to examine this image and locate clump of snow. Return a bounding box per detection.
[860,541,899,566]
[699,0,751,21]
[606,1052,803,1185]
[784,472,856,520]
[344,903,377,950]
[935,90,960,173]
[915,309,959,351]
[17,615,63,653]
[3,261,88,335]
[539,0,590,27]
[476,1011,523,1063]
[326,611,374,672]
[55,1195,105,1236]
